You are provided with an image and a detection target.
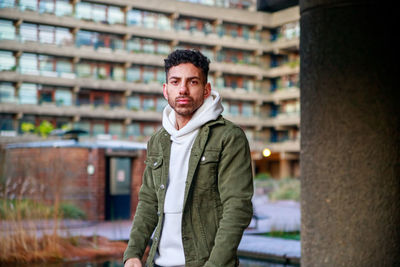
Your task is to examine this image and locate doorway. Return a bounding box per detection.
[105,157,131,220]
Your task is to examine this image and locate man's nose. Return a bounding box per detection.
[179,82,189,95]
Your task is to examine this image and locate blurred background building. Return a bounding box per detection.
[0,0,300,179]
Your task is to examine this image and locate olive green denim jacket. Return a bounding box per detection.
[123,116,253,267]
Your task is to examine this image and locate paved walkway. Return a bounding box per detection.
[1,198,301,265]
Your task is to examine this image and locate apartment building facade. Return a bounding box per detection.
[0,0,300,178]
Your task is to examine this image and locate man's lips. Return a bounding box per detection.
[176,98,191,104]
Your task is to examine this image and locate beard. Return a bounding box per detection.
[168,96,203,117]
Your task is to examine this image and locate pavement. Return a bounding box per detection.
[1,196,301,265]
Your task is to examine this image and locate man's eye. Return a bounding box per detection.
[170,80,178,85]
[191,80,199,85]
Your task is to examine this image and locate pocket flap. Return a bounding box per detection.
[145,156,163,169]
[199,150,219,164]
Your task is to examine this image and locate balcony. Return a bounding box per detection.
[249,139,300,154]
[0,102,162,121]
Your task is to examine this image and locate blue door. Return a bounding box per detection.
[106,157,131,220]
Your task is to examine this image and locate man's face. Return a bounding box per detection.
[163,63,211,119]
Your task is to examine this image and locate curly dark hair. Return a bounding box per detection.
[164,49,210,84]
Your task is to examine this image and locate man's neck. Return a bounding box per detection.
[175,115,192,130]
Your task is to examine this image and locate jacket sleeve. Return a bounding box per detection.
[204,126,254,267]
[123,139,159,263]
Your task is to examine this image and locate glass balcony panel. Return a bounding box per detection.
[39,25,55,44]
[127,10,142,26]
[92,4,106,23]
[109,123,123,138]
[127,95,140,110]
[76,63,92,78]
[112,66,125,81]
[39,0,54,14]
[38,55,54,72]
[142,98,155,111]
[156,69,165,84]
[230,103,239,116]
[143,125,154,136]
[55,89,72,106]
[0,51,15,71]
[19,0,37,11]
[19,83,38,104]
[156,97,167,112]
[126,38,141,52]
[76,2,92,20]
[108,6,124,25]
[93,123,105,136]
[76,30,93,47]
[126,123,140,137]
[143,69,155,83]
[242,103,253,117]
[56,59,72,75]
[158,15,171,31]
[20,23,38,42]
[38,87,54,104]
[0,83,16,103]
[55,0,72,16]
[143,12,155,28]
[20,53,39,74]
[0,20,16,40]
[55,27,73,46]
[0,0,16,8]
[126,67,140,82]
[73,121,90,133]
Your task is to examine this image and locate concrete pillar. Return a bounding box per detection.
[279,153,291,178]
[300,1,399,266]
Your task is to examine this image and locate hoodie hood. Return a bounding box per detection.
[162,90,224,143]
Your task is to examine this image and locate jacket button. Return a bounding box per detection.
[154,237,158,242]
[160,184,165,190]
[157,211,161,216]
[201,156,206,161]
[153,162,158,166]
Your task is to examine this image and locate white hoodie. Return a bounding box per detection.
[154,90,223,267]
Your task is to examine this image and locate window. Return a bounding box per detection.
[55,27,72,45]
[0,20,15,40]
[92,4,106,23]
[143,125,155,136]
[56,59,72,75]
[242,103,253,117]
[142,97,155,111]
[76,2,91,20]
[127,95,140,110]
[158,14,171,31]
[0,114,15,132]
[126,123,140,137]
[73,121,90,133]
[156,97,167,112]
[39,0,54,14]
[127,38,141,52]
[127,10,142,26]
[0,83,16,103]
[19,0,38,11]
[0,51,15,71]
[230,103,239,116]
[20,53,38,74]
[142,68,154,83]
[20,23,38,42]
[142,12,155,28]
[76,30,93,47]
[108,6,124,24]
[0,0,15,8]
[76,62,92,78]
[126,67,141,82]
[55,89,72,106]
[55,0,72,16]
[109,122,123,138]
[92,122,105,136]
[38,86,54,104]
[19,83,38,104]
[112,66,125,81]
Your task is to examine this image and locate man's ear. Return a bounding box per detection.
[163,83,168,100]
[204,82,211,98]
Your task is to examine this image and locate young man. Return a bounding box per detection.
[124,49,253,267]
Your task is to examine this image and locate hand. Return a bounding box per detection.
[124,258,142,267]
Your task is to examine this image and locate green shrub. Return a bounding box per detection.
[58,203,86,219]
[254,177,300,201]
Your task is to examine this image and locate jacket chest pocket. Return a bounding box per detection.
[195,150,220,190]
[145,156,163,187]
